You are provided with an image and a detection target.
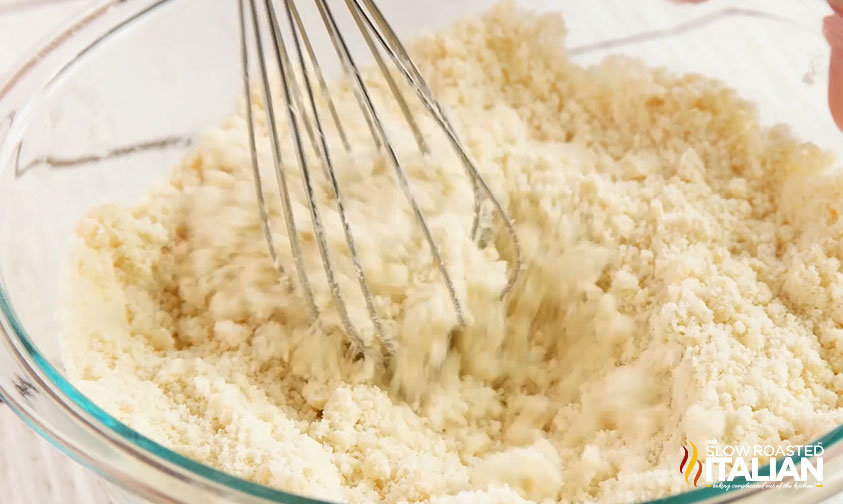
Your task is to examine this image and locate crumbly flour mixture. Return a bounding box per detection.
[63,3,843,503]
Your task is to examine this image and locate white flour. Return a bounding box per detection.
[62,3,843,503]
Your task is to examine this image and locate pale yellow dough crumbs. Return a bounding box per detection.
[62,3,843,504]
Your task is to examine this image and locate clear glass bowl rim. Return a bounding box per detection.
[0,1,840,503]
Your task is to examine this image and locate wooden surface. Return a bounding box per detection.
[0,1,842,504]
[0,4,110,503]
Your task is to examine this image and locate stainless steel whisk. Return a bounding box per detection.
[237,0,521,355]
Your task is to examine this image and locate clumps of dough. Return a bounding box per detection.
[63,2,843,503]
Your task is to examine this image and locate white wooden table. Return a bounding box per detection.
[0,3,110,502]
[0,2,842,504]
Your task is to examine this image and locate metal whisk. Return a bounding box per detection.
[237,0,521,355]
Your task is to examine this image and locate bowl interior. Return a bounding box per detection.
[0,1,840,503]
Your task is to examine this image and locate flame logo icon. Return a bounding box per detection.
[680,441,704,487]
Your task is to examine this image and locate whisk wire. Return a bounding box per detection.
[239,0,524,350]
[351,0,522,296]
[345,0,428,155]
[350,0,479,251]
[260,0,369,348]
[287,0,351,151]
[314,0,467,327]
[239,0,318,319]
[278,0,389,352]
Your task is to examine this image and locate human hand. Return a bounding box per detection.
[674,0,843,132]
[826,1,843,131]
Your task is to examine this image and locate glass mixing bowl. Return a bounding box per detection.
[0,0,842,503]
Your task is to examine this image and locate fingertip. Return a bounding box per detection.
[826,13,843,132]
[830,48,843,132]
